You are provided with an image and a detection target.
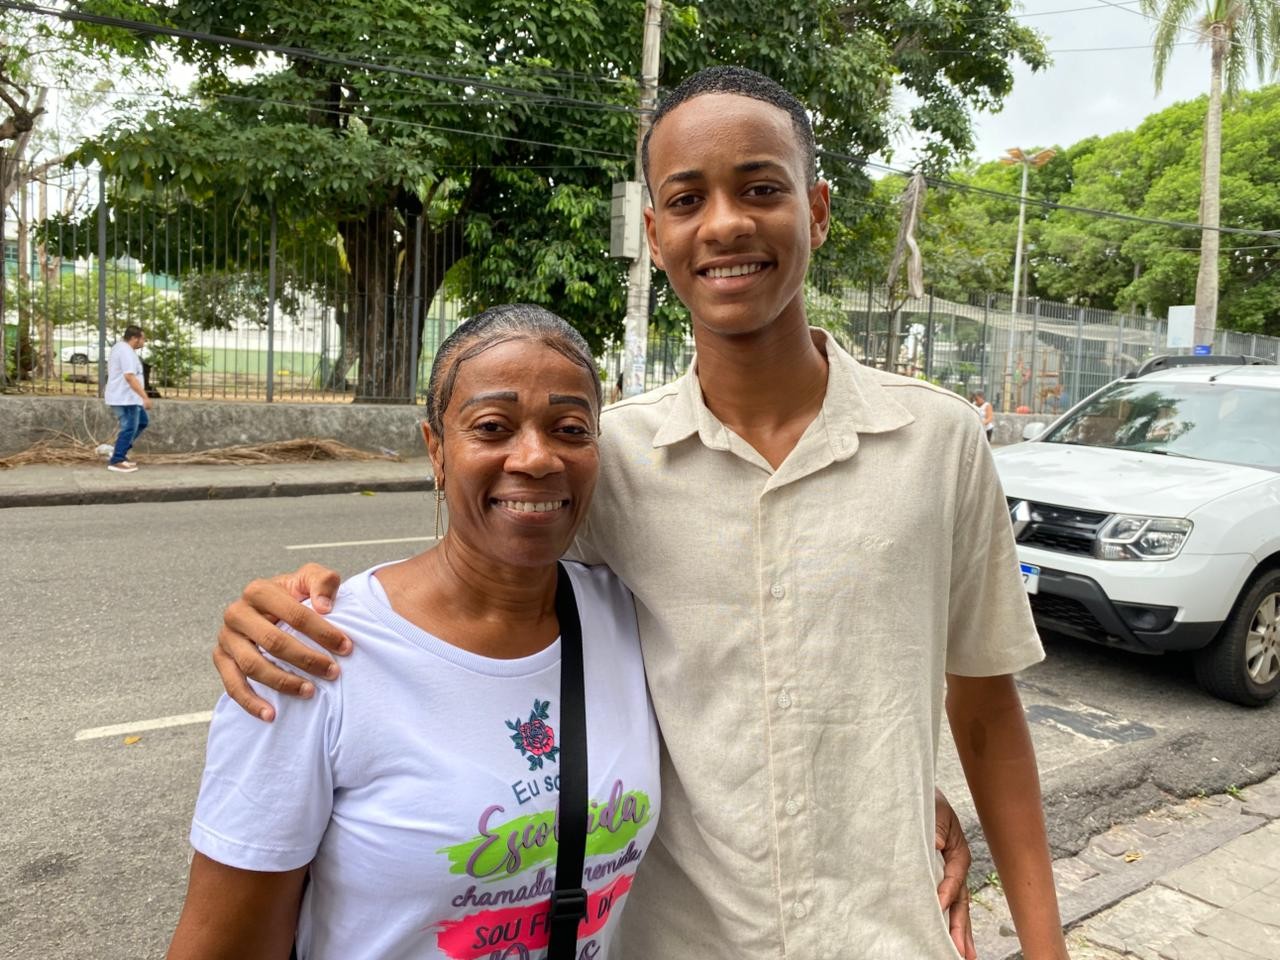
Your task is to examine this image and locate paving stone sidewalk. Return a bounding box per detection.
[972,771,1280,959]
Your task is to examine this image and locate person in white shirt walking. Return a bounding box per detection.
[104,325,152,472]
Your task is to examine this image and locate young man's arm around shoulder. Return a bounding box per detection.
[946,673,1068,960]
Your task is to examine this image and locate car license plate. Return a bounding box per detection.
[1020,562,1041,594]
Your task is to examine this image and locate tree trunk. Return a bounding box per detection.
[321,295,356,392]
[1194,29,1225,347]
[339,207,402,402]
[338,205,466,404]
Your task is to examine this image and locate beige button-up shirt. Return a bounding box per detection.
[574,332,1043,959]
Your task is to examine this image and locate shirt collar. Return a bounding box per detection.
[651,329,915,456]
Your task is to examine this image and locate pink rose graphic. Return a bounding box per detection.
[520,719,555,756]
[506,699,560,769]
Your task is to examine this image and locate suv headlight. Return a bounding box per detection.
[1096,515,1193,560]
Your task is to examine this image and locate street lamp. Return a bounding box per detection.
[999,147,1055,411]
[1000,147,1056,313]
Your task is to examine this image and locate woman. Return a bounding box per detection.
[167,305,660,960]
[971,390,995,441]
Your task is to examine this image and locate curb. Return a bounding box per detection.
[0,476,434,509]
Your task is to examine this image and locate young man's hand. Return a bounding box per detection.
[936,788,978,960]
[213,564,349,722]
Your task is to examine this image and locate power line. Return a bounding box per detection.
[20,88,634,171]
[1,3,635,95]
[46,82,627,143]
[819,149,1280,239]
[1092,0,1263,56]
[955,0,1141,22]
[933,40,1197,54]
[15,2,1278,241]
[2,0,644,116]
[100,81,1274,241]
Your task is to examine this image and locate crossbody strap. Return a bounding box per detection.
[547,562,589,959]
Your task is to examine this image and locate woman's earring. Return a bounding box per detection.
[434,486,446,539]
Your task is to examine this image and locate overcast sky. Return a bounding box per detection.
[895,0,1258,167]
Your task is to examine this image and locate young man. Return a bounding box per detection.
[214,68,1066,958]
[104,325,152,472]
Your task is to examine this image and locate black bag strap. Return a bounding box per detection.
[547,562,589,959]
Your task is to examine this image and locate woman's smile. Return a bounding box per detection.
[491,497,571,515]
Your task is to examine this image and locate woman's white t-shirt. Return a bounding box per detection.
[974,399,994,434]
[190,561,660,960]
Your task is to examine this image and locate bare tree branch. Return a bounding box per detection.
[0,82,46,143]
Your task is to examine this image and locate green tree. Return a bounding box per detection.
[868,85,1280,336]
[1032,89,1280,333]
[12,265,203,386]
[61,0,1044,402]
[2,3,160,388]
[1035,134,1151,310]
[1138,0,1280,343]
[850,150,1070,304]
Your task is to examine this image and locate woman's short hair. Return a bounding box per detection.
[425,304,603,437]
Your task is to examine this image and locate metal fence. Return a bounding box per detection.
[4,164,1278,411]
[806,276,1280,414]
[2,163,468,403]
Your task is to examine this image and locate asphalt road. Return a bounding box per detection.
[2,493,1277,960]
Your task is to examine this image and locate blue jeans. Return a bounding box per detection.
[110,404,149,464]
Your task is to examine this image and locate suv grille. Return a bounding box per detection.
[1029,594,1106,633]
[1008,498,1110,556]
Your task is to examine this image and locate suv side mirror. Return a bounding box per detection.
[1022,422,1047,441]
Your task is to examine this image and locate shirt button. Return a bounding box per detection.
[770,583,786,599]
[792,901,808,919]
[777,690,792,709]
[784,797,803,816]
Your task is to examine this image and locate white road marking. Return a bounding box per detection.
[284,535,435,551]
[74,711,214,741]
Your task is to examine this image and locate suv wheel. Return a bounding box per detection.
[1194,568,1280,707]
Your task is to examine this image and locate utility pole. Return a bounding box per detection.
[621,0,662,397]
[998,147,1054,411]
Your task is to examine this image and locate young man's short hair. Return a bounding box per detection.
[123,325,144,342]
[641,66,817,189]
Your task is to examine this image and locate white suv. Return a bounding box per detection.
[994,356,1280,706]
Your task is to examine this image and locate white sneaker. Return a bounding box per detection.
[107,463,138,473]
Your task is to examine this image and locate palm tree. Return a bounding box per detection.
[1139,0,1279,345]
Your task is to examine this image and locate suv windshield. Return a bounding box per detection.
[1043,380,1280,470]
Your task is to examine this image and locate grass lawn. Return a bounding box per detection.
[35,338,435,398]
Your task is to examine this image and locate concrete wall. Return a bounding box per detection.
[1,396,1058,457]
[1,396,429,457]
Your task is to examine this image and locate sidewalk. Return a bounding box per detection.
[0,457,433,508]
[973,771,1280,960]
[4,460,1278,958]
